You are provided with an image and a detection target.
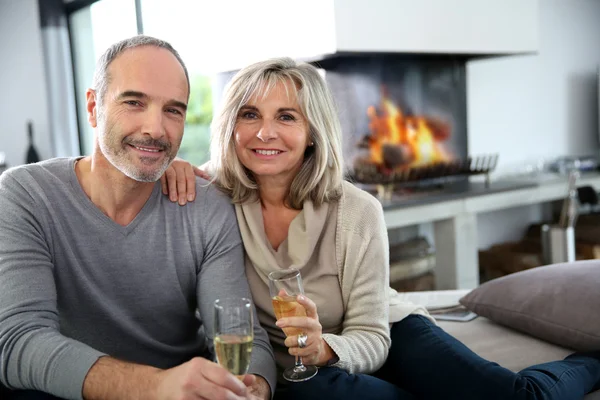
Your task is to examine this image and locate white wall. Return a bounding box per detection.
[468,0,600,174]
[0,0,53,168]
[468,0,600,249]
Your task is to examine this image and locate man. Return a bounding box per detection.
[0,35,275,400]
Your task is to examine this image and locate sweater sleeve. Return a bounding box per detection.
[0,171,105,399]
[195,185,277,395]
[321,195,391,374]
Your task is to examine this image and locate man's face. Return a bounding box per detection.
[87,46,188,182]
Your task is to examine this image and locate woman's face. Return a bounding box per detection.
[234,79,310,185]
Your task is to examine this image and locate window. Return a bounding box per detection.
[140,0,220,166]
[69,0,138,156]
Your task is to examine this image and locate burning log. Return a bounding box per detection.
[354,142,415,174]
[361,90,454,170]
[351,87,490,188]
[382,143,415,170]
[425,118,451,142]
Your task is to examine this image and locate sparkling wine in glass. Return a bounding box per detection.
[213,298,253,378]
[268,268,318,382]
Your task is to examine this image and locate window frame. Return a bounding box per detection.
[65,0,144,154]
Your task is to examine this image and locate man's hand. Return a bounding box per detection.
[245,375,271,400]
[84,355,251,400]
[83,355,267,400]
[155,357,250,400]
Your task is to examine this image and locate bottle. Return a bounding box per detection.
[558,170,579,229]
[26,120,40,164]
[0,151,7,175]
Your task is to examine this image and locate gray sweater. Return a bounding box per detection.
[0,158,276,399]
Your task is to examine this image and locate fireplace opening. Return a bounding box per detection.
[319,54,497,197]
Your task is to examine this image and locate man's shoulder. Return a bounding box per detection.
[0,158,74,192]
[182,178,240,241]
[1,157,73,180]
[193,178,233,208]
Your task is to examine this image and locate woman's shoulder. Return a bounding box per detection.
[338,181,385,233]
[340,181,383,214]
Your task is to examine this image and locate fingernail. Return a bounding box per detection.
[178,198,186,206]
[187,194,194,201]
[170,195,177,202]
[276,320,283,327]
[298,295,305,301]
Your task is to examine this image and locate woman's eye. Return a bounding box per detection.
[241,111,258,119]
[280,114,296,122]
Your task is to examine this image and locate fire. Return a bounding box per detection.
[364,90,453,172]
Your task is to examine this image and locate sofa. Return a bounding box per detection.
[439,315,600,399]
[400,259,600,400]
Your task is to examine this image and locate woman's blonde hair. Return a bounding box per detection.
[210,57,343,209]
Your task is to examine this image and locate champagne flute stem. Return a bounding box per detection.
[294,355,307,372]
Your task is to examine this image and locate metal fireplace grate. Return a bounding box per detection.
[350,154,499,187]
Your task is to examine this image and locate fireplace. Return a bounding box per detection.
[319,55,497,195]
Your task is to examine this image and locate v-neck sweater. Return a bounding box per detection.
[237,181,432,375]
[0,158,276,399]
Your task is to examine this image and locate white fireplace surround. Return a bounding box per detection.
[328,0,538,56]
[213,0,539,72]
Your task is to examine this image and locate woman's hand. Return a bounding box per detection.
[276,294,337,367]
[160,158,210,205]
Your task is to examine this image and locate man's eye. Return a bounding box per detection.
[125,100,140,106]
[166,108,182,115]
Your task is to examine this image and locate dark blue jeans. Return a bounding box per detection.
[276,315,600,400]
[1,389,61,399]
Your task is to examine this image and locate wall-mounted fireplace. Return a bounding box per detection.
[320,55,496,191]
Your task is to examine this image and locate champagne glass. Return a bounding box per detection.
[268,268,318,382]
[213,298,254,378]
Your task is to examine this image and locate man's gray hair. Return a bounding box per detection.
[91,35,190,105]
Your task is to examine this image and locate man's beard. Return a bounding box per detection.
[98,116,177,182]
[117,138,174,182]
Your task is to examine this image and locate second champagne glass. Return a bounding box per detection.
[213,298,254,378]
[268,268,318,382]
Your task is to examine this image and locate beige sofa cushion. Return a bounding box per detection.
[439,317,600,399]
[439,317,572,371]
[459,260,600,351]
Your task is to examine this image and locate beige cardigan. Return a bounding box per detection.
[237,181,431,374]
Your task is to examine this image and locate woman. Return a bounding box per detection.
[163,58,600,399]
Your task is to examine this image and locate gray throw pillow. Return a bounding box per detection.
[459,260,600,352]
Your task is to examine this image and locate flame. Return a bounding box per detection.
[365,90,453,171]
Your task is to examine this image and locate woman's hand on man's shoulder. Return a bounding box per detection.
[160,158,211,205]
